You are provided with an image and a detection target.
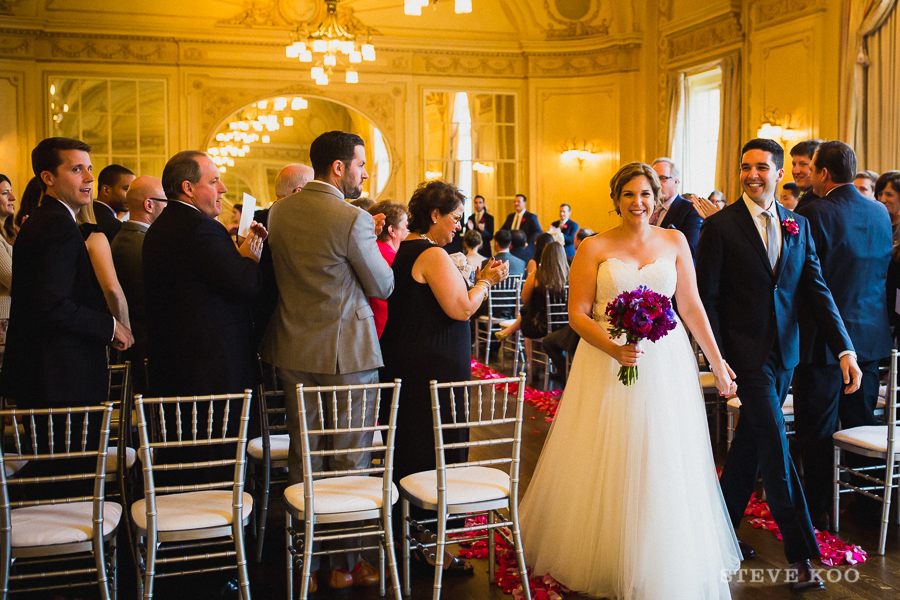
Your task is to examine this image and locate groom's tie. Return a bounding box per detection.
[760,211,778,270]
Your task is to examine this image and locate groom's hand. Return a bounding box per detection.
[840,353,863,394]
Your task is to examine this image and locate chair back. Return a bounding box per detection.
[256,361,287,465]
[428,374,526,495]
[885,350,898,457]
[0,402,114,513]
[133,391,253,500]
[545,286,569,334]
[487,275,521,319]
[107,362,133,466]
[295,380,402,515]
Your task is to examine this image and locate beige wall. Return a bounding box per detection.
[0,0,849,232]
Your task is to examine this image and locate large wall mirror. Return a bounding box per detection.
[206,96,391,214]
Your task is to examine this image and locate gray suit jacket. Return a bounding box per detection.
[259,180,394,374]
[110,220,149,346]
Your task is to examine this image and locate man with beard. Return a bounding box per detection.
[259,131,393,593]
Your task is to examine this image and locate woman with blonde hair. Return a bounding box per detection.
[77,200,130,330]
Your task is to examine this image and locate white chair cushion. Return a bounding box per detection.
[834,426,900,454]
[3,456,27,478]
[726,397,742,409]
[400,466,510,506]
[247,434,290,461]
[131,490,253,532]
[699,371,716,388]
[284,476,398,515]
[497,319,517,328]
[725,395,793,415]
[11,501,122,547]
[106,447,136,472]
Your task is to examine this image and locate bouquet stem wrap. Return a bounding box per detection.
[604,286,678,386]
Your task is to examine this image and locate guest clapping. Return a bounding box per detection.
[367,200,409,338]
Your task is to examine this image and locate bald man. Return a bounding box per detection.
[252,163,315,351]
[110,176,167,393]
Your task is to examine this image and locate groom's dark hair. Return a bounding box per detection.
[813,141,857,184]
[741,138,784,170]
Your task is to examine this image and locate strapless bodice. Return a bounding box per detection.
[592,257,677,322]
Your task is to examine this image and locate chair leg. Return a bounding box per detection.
[234,514,251,599]
[432,507,446,600]
[300,515,315,600]
[833,446,841,533]
[94,522,111,600]
[144,528,157,600]
[401,499,411,597]
[487,510,496,584]
[285,512,293,600]
[257,462,272,563]
[0,530,9,600]
[878,461,894,556]
[383,506,402,600]
[508,501,532,600]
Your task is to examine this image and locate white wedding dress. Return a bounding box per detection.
[519,257,741,600]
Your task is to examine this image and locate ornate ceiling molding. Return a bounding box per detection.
[0,35,28,57]
[528,44,639,76]
[663,11,742,63]
[752,0,826,29]
[540,0,610,41]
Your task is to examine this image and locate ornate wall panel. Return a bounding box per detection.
[0,68,28,192]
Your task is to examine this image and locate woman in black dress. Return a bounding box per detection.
[379,180,508,570]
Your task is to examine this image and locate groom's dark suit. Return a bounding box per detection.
[793,184,893,517]
[697,196,853,564]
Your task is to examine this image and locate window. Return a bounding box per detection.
[48,77,168,178]
[672,67,722,198]
[424,91,517,215]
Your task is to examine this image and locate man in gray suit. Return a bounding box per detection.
[110,175,166,394]
[259,131,393,592]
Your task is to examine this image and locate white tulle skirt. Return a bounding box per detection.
[519,324,741,600]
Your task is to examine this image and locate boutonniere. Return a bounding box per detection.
[782,217,799,237]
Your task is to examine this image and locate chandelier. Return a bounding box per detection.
[285,0,375,86]
[404,0,472,15]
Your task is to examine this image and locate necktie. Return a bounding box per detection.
[513,213,521,230]
[649,207,663,226]
[760,211,778,270]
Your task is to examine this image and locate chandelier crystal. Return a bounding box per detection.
[285,0,375,86]
[404,0,472,15]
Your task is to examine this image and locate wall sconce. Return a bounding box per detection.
[757,110,801,147]
[560,138,601,169]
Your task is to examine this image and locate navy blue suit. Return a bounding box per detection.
[792,184,892,516]
[551,218,579,258]
[660,195,702,257]
[697,197,853,564]
[500,210,543,259]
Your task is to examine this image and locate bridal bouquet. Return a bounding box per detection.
[604,286,678,385]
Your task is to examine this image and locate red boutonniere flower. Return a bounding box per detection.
[782,217,799,237]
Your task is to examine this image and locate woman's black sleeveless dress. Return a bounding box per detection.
[379,238,471,484]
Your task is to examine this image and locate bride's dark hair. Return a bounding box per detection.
[609,162,662,216]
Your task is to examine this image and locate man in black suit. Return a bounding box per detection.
[790,139,822,212]
[465,194,494,258]
[650,158,702,257]
[1,138,133,409]
[144,151,266,398]
[500,193,542,259]
[110,175,167,395]
[792,141,893,528]
[697,138,861,592]
[550,203,579,259]
[93,164,134,243]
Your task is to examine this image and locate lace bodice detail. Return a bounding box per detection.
[592,257,678,323]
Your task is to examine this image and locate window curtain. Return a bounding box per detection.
[664,71,684,158]
[715,54,741,203]
[839,0,897,169]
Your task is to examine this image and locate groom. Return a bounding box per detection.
[696,138,862,592]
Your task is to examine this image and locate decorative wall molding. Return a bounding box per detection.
[48,40,167,62]
[753,0,826,29]
[416,53,527,77]
[663,11,742,63]
[220,0,292,27]
[528,44,640,76]
[540,0,610,40]
[0,36,28,56]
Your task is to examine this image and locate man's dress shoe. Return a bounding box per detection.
[788,560,825,592]
[737,538,755,560]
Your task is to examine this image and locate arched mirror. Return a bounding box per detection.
[205,95,391,215]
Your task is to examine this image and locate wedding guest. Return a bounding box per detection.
[379,180,507,573]
[462,229,484,274]
[14,176,41,228]
[876,170,900,249]
[526,232,554,275]
[77,200,130,331]
[790,139,822,211]
[709,190,726,209]
[521,162,739,599]
[2,137,133,410]
[650,157,702,257]
[854,170,878,199]
[465,194,493,258]
[368,199,409,338]
[697,138,861,591]
[549,203,579,258]
[793,141,892,529]
[0,174,16,359]
[510,229,529,263]
[500,193,542,258]
[351,197,375,210]
[780,182,800,210]
[93,164,134,242]
[490,229,525,277]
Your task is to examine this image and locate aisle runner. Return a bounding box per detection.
[744,493,867,566]
[466,363,867,596]
[471,361,563,422]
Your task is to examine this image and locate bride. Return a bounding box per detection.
[519,162,742,599]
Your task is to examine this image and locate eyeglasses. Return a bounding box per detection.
[657,176,674,182]
[149,198,169,202]
[450,213,463,224]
